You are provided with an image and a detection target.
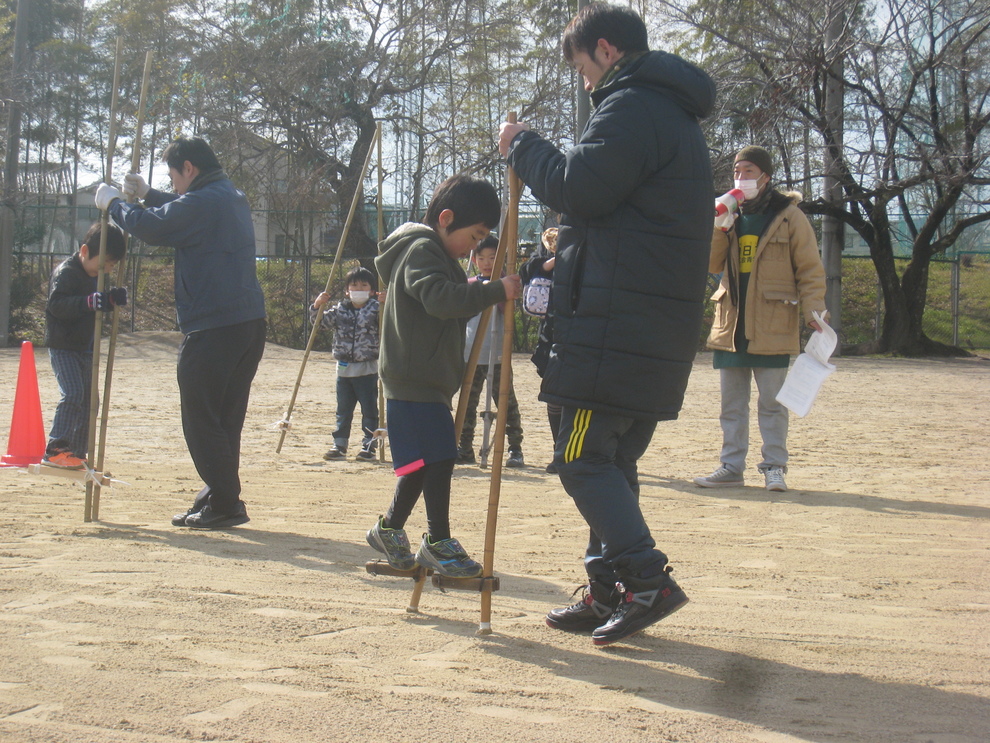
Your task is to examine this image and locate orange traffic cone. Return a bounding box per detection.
[2,341,46,467]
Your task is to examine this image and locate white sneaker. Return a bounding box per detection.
[764,467,787,492]
[693,465,744,488]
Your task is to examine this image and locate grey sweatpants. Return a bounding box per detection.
[718,365,789,474]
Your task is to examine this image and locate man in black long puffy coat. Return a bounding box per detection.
[498,2,714,646]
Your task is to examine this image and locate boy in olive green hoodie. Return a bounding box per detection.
[366,174,521,577]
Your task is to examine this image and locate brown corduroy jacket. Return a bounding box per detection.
[706,191,827,356]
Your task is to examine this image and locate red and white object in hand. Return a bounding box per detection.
[714,187,745,231]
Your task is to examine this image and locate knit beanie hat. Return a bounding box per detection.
[734,145,774,177]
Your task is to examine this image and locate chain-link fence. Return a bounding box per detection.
[839,254,990,352]
[8,206,990,353]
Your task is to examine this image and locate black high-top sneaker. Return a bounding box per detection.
[591,565,688,646]
[546,580,619,632]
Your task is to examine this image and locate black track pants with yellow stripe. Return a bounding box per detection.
[552,406,668,578]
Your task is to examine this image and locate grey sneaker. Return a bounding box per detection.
[366,516,416,570]
[764,466,787,492]
[693,464,744,488]
[415,534,482,578]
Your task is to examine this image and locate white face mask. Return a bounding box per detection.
[349,290,370,305]
[734,178,761,201]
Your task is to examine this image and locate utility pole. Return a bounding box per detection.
[1,0,32,346]
[821,3,845,353]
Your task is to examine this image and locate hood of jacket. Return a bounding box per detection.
[375,222,444,284]
[591,49,715,120]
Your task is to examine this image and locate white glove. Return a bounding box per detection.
[123,172,150,200]
[714,210,735,232]
[95,183,122,211]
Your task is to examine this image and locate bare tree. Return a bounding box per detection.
[3,0,578,345]
[663,0,990,355]
[170,0,573,257]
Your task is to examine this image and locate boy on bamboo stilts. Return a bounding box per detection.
[43,223,127,469]
[366,174,521,577]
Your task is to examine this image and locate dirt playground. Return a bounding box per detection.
[0,331,987,742]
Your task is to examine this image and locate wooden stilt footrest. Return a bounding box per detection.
[365,561,433,614]
[431,574,500,592]
[27,462,113,487]
[365,561,432,579]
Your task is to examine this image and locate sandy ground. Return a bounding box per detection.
[0,331,987,743]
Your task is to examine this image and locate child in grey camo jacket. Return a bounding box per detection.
[310,266,382,461]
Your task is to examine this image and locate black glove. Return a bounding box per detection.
[87,288,128,312]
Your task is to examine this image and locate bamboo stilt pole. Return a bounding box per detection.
[375,123,387,462]
[453,171,516,441]
[477,311,499,467]
[84,37,123,522]
[92,50,153,521]
[276,124,381,453]
[478,113,522,634]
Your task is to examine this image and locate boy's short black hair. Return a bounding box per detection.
[473,234,499,259]
[562,2,649,63]
[162,136,223,173]
[345,265,377,291]
[425,174,501,233]
[81,222,126,261]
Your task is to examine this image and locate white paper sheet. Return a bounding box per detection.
[775,311,837,417]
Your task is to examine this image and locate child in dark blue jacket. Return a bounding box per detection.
[43,222,127,468]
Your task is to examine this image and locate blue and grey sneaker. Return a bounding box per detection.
[415,534,483,578]
[366,516,416,570]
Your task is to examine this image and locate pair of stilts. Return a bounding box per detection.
[31,42,153,522]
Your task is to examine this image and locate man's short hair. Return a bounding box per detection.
[81,222,126,261]
[162,136,223,174]
[424,174,501,233]
[345,265,377,291]
[562,2,649,63]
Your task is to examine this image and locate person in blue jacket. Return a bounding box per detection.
[97,136,267,530]
[498,2,714,646]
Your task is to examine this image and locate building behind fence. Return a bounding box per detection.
[8,204,990,353]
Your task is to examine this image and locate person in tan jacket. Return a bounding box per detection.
[695,146,827,493]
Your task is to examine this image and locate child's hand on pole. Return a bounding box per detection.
[313,292,331,309]
[501,274,522,300]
